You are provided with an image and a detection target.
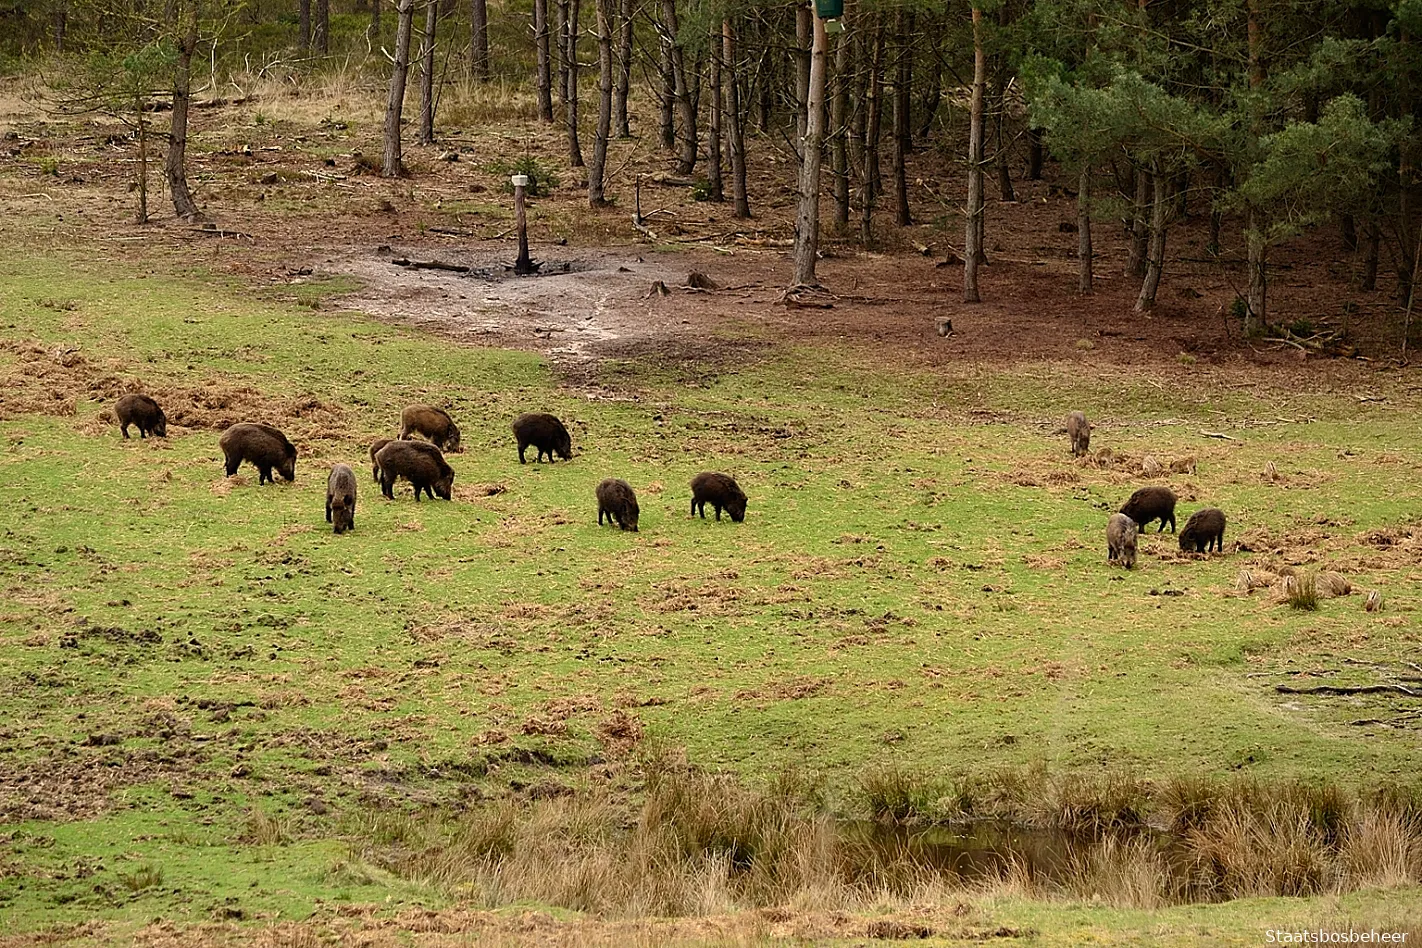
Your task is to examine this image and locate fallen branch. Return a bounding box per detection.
[189,226,253,239]
[1275,683,1418,697]
[1199,430,1238,441]
[392,258,470,273]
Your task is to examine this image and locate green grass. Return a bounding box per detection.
[1,254,1420,942]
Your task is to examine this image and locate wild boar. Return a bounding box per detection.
[219,423,296,484]
[690,471,747,522]
[326,464,357,534]
[1119,485,1177,533]
[116,393,167,439]
[1179,507,1226,553]
[399,405,461,452]
[596,478,639,531]
[1067,411,1090,457]
[1107,513,1138,569]
[375,439,454,501]
[369,438,392,483]
[512,412,572,464]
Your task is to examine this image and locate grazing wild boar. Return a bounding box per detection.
[116,393,167,439]
[399,405,461,452]
[690,471,748,522]
[1179,507,1226,553]
[1119,485,1177,533]
[375,439,454,501]
[596,478,639,531]
[512,412,573,464]
[326,464,357,534]
[1107,513,1138,569]
[219,423,296,484]
[369,438,392,483]
[1067,411,1090,457]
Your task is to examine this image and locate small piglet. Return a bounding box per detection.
[326,464,357,534]
[1067,411,1090,457]
[1107,513,1138,569]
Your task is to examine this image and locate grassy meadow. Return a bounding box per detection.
[1,252,1421,943]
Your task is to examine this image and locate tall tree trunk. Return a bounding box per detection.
[663,0,696,173]
[1136,168,1168,312]
[54,2,68,51]
[657,28,676,152]
[1078,167,1092,293]
[831,7,851,228]
[300,0,311,50]
[564,0,584,167]
[1340,214,1358,252]
[417,0,438,144]
[134,93,149,223]
[383,0,415,177]
[1362,220,1380,291]
[963,5,986,303]
[724,18,750,219]
[916,36,941,141]
[1127,167,1148,277]
[865,24,883,199]
[470,0,489,78]
[707,25,724,202]
[589,0,613,205]
[534,0,554,121]
[369,0,381,40]
[166,0,200,220]
[892,9,912,226]
[314,0,329,53]
[993,77,1014,202]
[1027,127,1043,180]
[1243,0,1266,334]
[795,5,811,145]
[792,7,828,287]
[613,0,633,136]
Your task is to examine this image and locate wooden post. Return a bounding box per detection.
[513,175,535,275]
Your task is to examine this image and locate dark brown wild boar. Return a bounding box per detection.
[116,393,167,439]
[596,478,639,531]
[1107,513,1138,569]
[376,440,454,501]
[690,471,747,522]
[219,423,296,484]
[399,405,461,452]
[369,438,392,483]
[1067,410,1090,457]
[512,412,572,463]
[1119,485,1177,533]
[1179,508,1226,553]
[326,464,357,534]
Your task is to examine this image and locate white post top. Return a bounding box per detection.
[510,174,530,188]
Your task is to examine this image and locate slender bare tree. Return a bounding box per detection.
[562,0,584,166]
[534,0,554,121]
[589,0,613,205]
[1078,167,1093,293]
[791,7,828,287]
[166,0,200,219]
[383,0,416,177]
[417,0,438,145]
[470,0,489,78]
[963,4,986,302]
[707,23,723,202]
[723,16,750,219]
[613,0,633,136]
